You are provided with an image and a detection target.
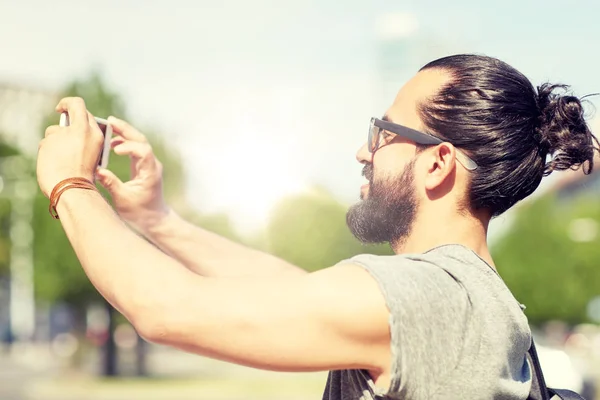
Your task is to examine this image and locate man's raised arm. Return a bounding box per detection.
[35,98,391,379]
[95,116,305,278]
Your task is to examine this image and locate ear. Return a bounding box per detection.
[423,143,457,191]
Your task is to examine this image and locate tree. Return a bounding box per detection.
[492,193,600,325]
[32,71,190,376]
[34,71,192,302]
[34,71,129,308]
[266,186,393,271]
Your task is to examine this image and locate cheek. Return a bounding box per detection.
[373,151,412,181]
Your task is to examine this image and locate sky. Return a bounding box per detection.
[1,0,599,234]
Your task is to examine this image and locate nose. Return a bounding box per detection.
[356,141,372,164]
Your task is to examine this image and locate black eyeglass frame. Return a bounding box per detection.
[368,117,478,171]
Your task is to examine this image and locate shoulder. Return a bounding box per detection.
[337,245,477,294]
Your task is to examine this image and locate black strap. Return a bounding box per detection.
[528,340,550,400]
[527,340,586,400]
[549,388,587,400]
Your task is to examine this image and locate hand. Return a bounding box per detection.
[95,117,169,232]
[37,97,104,197]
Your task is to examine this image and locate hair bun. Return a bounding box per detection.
[535,83,597,175]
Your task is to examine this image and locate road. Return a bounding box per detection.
[0,344,327,400]
[0,350,39,400]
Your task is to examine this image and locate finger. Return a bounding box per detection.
[86,111,103,135]
[96,168,124,194]
[44,125,60,138]
[110,136,125,149]
[113,140,154,160]
[55,97,89,130]
[107,116,147,143]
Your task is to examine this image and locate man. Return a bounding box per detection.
[37,54,598,399]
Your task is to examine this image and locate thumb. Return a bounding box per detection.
[96,168,123,194]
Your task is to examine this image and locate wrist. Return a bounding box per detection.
[55,186,104,218]
[49,177,98,219]
[45,172,95,198]
[132,206,175,237]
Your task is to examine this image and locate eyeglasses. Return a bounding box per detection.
[368,117,478,171]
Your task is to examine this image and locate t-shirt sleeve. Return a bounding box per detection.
[346,254,472,399]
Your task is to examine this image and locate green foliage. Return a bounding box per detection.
[266,187,393,272]
[0,141,23,276]
[0,199,11,276]
[493,194,600,325]
[33,71,188,307]
[0,142,22,158]
[33,188,100,307]
[185,212,241,243]
[62,70,127,121]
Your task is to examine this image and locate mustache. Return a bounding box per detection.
[362,164,374,182]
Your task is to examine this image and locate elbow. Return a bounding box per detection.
[133,314,170,344]
[118,269,202,346]
[125,297,172,345]
[131,306,200,349]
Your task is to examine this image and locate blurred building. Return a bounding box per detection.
[0,82,57,154]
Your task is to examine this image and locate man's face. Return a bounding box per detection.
[346,69,451,246]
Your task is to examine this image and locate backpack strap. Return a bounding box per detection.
[549,388,587,400]
[527,340,586,400]
[528,340,550,400]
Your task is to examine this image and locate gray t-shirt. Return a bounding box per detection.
[322,244,532,400]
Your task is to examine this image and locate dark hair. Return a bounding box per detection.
[418,54,599,216]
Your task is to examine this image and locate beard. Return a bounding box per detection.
[346,160,418,247]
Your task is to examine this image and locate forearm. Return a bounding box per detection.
[55,189,196,329]
[140,208,306,277]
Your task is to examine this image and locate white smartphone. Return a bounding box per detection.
[59,112,113,169]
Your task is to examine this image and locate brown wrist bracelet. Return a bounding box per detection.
[49,177,98,219]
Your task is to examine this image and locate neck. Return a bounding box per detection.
[391,208,495,268]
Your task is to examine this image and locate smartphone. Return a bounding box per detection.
[59,112,113,169]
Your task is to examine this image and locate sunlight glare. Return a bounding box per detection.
[208,127,307,234]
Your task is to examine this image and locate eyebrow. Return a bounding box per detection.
[381,115,389,122]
